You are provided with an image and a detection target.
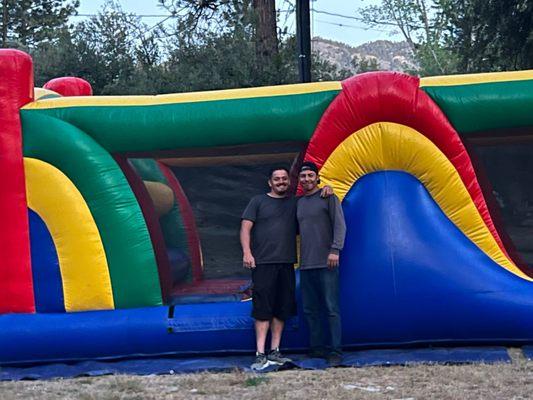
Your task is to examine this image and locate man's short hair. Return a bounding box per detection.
[268,166,290,179]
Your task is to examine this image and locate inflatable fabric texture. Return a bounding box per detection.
[144,181,175,217]
[0,53,531,364]
[0,49,34,313]
[3,167,533,366]
[22,112,162,309]
[43,77,93,97]
[340,171,533,345]
[420,70,533,133]
[113,156,173,301]
[319,122,527,280]
[34,88,60,100]
[24,158,114,311]
[28,209,64,313]
[21,82,342,153]
[158,162,204,282]
[304,71,513,266]
[129,158,197,283]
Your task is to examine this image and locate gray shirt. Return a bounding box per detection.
[297,191,346,270]
[241,194,297,265]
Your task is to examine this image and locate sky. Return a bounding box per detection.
[74,0,401,47]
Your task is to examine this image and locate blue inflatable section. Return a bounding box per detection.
[1,171,531,365]
[340,171,533,345]
[28,209,64,313]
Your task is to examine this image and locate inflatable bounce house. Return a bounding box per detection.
[1,49,532,365]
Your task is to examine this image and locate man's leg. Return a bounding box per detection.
[251,265,275,355]
[266,264,295,365]
[321,268,342,356]
[301,269,326,356]
[255,319,270,354]
[269,317,284,350]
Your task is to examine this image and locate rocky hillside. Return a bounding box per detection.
[312,37,418,72]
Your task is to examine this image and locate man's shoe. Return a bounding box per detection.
[327,353,343,367]
[308,348,327,359]
[267,348,292,365]
[251,352,269,371]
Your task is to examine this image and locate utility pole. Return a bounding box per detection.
[2,0,8,48]
[296,0,311,83]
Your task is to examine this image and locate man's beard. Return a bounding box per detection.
[274,185,288,195]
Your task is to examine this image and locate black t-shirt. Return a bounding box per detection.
[241,194,297,264]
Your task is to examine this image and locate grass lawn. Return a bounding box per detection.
[1,349,531,399]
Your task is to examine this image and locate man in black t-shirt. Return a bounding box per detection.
[241,166,332,371]
[241,166,296,370]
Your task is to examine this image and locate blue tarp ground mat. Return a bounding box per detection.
[522,346,533,361]
[338,347,510,367]
[0,347,511,381]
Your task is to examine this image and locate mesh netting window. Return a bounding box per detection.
[128,142,304,303]
[469,139,533,270]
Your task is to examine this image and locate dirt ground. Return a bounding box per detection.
[1,349,532,400]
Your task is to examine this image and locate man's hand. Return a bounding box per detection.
[327,252,339,269]
[243,252,256,269]
[320,185,333,198]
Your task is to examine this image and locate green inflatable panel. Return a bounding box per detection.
[22,112,162,308]
[422,80,533,134]
[23,90,340,153]
[131,159,168,182]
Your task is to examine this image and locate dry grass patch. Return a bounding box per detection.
[1,356,532,400]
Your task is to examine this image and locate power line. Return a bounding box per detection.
[313,9,364,21]
[70,8,380,22]
[310,2,314,43]
[139,14,174,37]
[313,8,423,29]
[72,13,172,18]
[312,8,411,28]
[70,7,402,32]
[71,9,365,20]
[314,19,394,33]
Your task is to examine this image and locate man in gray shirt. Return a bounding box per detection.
[297,161,346,365]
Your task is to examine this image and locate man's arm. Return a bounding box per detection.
[327,195,347,269]
[240,219,256,269]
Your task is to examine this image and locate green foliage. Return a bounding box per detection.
[29,0,347,94]
[6,0,533,92]
[442,0,533,72]
[360,0,533,75]
[351,55,381,74]
[33,1,166,94]
[0,0,79,48]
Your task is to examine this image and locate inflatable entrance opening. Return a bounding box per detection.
[124,142,307,303]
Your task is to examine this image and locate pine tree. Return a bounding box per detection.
[0,0,78,48]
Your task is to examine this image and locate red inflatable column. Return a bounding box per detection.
[0,49,35,313]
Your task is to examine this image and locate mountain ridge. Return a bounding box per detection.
[312,37,418,73]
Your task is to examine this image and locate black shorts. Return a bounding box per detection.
[251,263,297,321]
